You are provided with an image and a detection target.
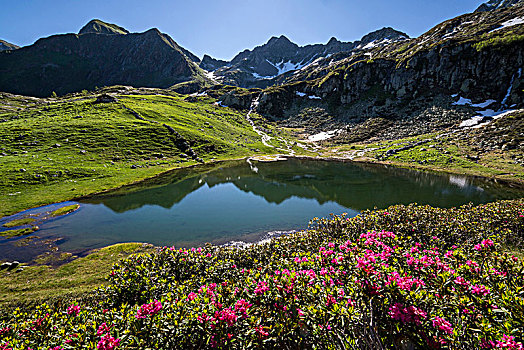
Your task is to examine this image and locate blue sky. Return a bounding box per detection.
[0,0,485,60]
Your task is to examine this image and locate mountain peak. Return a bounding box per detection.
[360,27,409,45]
[267,35,294,46]
[79,19,129,35]
[327,37,340,45]
[475,0,524,12]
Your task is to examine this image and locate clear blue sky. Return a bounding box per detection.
[0,0,485,61]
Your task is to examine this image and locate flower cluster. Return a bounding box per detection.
[66,304,80,316]
[388,303,427,324]
[136,300,162,319]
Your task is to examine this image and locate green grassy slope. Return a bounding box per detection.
[0,92,284,217]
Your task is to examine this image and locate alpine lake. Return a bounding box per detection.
[2,158,524,262]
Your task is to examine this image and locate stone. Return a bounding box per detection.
[95,94,118,103]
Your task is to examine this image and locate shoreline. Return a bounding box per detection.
[1,150,523,266]
[3,151,524,219]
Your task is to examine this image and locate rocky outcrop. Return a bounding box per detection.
[200,54,229,71]
[253,4,524,131]
[476,0,524,12]
[0,39,19,51]
[0,22,205,97]
[95,94,118,103]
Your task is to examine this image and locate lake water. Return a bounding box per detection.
[1,158,523,261]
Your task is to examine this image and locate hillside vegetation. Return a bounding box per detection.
[0,90,289,217]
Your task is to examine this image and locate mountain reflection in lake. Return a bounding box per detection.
[2,158,523,260]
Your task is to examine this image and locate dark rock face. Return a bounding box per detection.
[476,0,524,12]
[0,39,19,52]
[0,23,204,97]
[200,54,229,71]
[250,5,524,135]
[201,29,408,88]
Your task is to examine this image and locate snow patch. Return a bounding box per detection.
[295,92,321,100]
[471,99,496,108]
[492,109,519,120]
[459,116,486,128]
[204,70,217,82]
[308,130,340,141]
[252,72,275,79]
[460,109,518,128]
[452,96,472,106]
[489,16,524,33]
[501,71,517,107]
[266,59,305,75]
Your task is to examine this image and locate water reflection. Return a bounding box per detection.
[83,159,511,212]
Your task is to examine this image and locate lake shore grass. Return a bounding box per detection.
[2,217,36,228]
[0,243,155,307]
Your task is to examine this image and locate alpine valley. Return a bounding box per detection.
[1,1,524,349]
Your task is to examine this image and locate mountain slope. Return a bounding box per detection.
[0,21,206,97]
[243,4,524,139]
[0,39,19,51]
[0,89,283,217]
[202,28,409,88]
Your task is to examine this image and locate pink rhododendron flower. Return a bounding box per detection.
[254,281,269,295]
[234,299,252,316]
[216,308,237,326]
[136,300,162,319]
[496,334,523,349]
[97,323,110,336]
[67,304,80,316]
[471,284,490,296]
[97,333,120,350]
[255,326,269,337]
[388,303,427,324]
[432,317,453,335]
[481,239,494,247]
[454,276,470,287]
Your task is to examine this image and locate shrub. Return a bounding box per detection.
[1,200,523,349]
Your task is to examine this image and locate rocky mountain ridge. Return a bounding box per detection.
[0,21,207,97]
[202,27,409,88]
[215,4,524,142]
[78,19,130,35]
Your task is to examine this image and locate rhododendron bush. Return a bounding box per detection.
[1,200,523,349]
